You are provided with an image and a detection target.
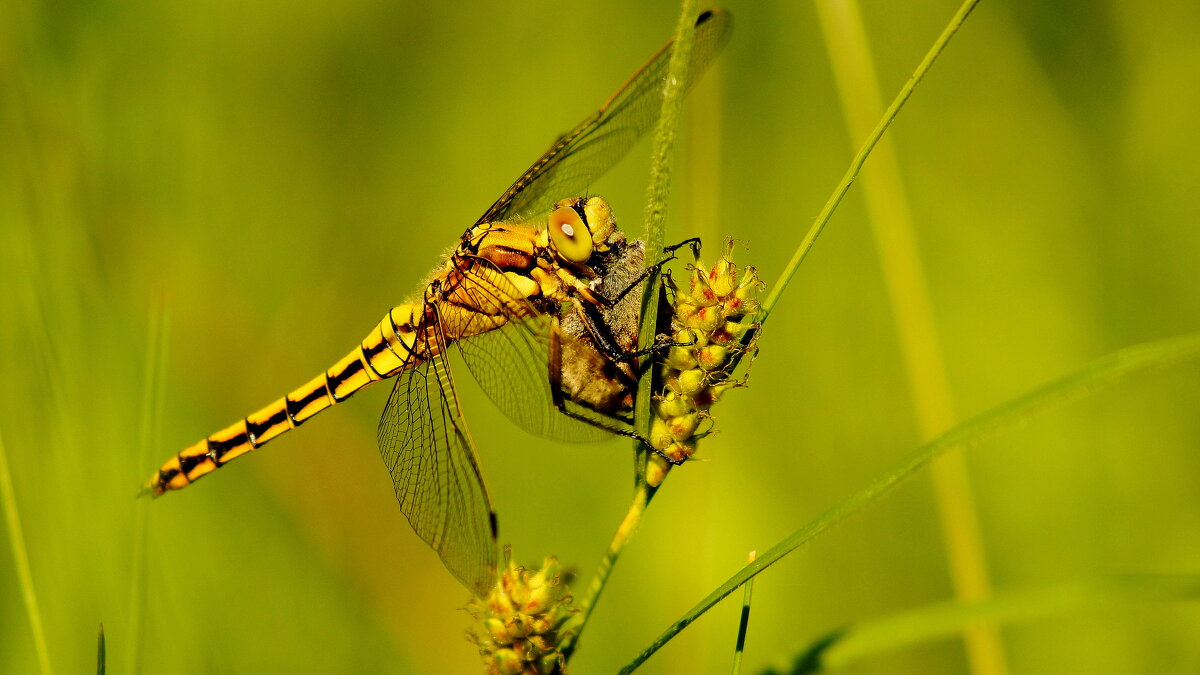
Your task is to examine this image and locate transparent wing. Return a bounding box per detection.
[476,9,732,225]
[447,257,627,442]
[460,321,625,443]
[377,324,497,598]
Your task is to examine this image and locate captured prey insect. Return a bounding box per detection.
[147,10,731,596]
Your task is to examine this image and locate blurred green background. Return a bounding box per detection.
[3,0,1200,673]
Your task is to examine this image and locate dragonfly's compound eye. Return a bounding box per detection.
[549,205,594,262]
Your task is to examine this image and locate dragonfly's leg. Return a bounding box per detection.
[663,236,702,258]
[555,400,689,467]
[574,301,693,368]
[550,392,688,467]
[596,238,702,308]
[573,303,632,363]
[554,399,644,442]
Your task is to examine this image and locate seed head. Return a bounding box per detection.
[647,239,764,486]
[468,551,577,675]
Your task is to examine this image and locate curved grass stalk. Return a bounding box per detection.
[730,551,757,675]
[127,299,171,675]
[0,429,54,675]
[618,330,1200,673]
[561,480,651,659]
[814,2,1004,673]
[785,573,1200,673]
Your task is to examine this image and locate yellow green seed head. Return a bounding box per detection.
[649,416,674,451]
[645,454,671,487]
[668,413,701,440]
[696,344,730,371]
[649,238,764,472]
[468,552,576,675]
[657,390,693,418]
[676,368,707,396]
[665,344,697,370]
[663,440,694,464]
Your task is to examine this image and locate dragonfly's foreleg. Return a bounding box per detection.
[595,237,702,308]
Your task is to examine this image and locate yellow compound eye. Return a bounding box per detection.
[548,205,593,263]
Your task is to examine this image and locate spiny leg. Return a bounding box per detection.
[597,237,702,308]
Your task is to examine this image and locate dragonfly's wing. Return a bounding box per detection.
[449,258,626,443]
[461,322,620,443]
[476,9,732,225]
[377,324,497,598]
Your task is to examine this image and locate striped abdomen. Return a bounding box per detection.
[147,302,428,496]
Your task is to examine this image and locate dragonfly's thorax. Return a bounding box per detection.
[468,224,539,273]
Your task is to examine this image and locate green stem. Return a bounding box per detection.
[730,551,757,675]
[635,0,699,450]
[563,480,652,659]
[565,0,700,658]
[0,429,54,675]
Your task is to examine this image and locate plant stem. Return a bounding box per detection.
[564,0,700,657]
[730,551,757,675]
[0,429,54,675]
[634,0,699,460]
[563,479,652,659]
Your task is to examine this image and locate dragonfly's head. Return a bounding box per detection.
[548,196,620,264]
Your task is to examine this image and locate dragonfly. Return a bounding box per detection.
[147,9,731,597]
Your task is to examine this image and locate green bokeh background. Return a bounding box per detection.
[3,1,1199,673]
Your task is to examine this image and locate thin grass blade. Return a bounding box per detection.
[96,624,106,675]
[731,551,757,675]
[777,574,1200,673]
[618,331,1200,673]
[0,429,54,675]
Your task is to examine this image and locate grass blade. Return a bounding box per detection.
[127,298,170,675]
[565,0,702,659]
[618,330,1200,673]
[96,624,106,675]
[779,574,1200,673]
[634,0,700,460]
[731,551,757,675]
[0,428,54,675]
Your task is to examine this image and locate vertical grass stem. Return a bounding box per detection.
[813,2,1006,673]
[566,2,701,659]
[730,551,757,675]
[127,298,170,675]
[0,429,54,675]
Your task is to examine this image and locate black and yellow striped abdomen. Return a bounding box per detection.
[147,302,428,495]
[146,251,551,496]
